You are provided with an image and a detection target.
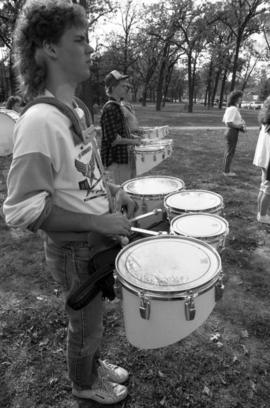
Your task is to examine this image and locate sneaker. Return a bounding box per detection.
[98,359,129,384]
[72,377,128,404]
[223,172,237,177]
[257,213,270,224]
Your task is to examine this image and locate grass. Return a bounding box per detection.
[0,105,269,408]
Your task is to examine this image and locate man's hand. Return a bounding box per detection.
[115,189,137,218]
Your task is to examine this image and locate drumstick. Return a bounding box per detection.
[131,227,168,236]
[130,208,163,223]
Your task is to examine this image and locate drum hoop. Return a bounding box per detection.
[122,176,185,198]
[170,212,229,239]
[116,270,223,300]
[135,147,165,153]
[115,235,222,294]
[164,190,224,210]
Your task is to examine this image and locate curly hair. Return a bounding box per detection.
[258,96,270,126]
[227,90,243,107]
[13,0,88,101]
[6,95,23,110]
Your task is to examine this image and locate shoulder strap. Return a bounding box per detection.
[21,96,92,145]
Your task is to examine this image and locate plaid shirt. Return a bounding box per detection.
[100,98,130,167]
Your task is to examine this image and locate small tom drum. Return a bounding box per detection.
[0,109,19,156]
[115,235,223,349]
[164,189,224,220]
[170,213,229,253]
[122,175,185,228]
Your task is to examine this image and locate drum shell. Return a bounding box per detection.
[164,190,224,221]
[115,235,223,349]
[0,109,19,156]
[134,146,167,176]
[170,213,229,253]
[119,281,218,349]
[122,176,185,228]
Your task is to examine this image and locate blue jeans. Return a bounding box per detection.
[44,239,104,389]
[223,128,239,173]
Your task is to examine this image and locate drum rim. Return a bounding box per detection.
[135,146,165,153]
[164,189,224,212]
[115,235,222,295]
[170,212,229,239]
[116,271,223,300]
[122,175,185,199]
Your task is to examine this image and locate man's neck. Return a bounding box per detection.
[46,75,77,108]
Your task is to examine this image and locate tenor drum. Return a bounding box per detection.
[0,109,19,156]
[164,189,224,220]
[122,175,185,228]
[134,145,167,175]
[170,213,229,253]
[115,235,223,349]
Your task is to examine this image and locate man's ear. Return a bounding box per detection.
[43,41,57,59]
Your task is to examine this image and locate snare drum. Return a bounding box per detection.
[122,175,185,228]
[170,213,229,253]
[164,189,224,220]
[0,109,19,156]
[115,235,223,349]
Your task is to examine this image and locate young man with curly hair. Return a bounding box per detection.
[3,0,135,403]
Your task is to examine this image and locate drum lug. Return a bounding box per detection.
[215,276,224,301]
[185,294,196,321]
[113,274,122,299]
[139,292,151,320]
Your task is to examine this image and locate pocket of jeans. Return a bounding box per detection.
[44,243,71,291]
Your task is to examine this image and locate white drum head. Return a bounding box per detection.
[0,109,19,156]
[165,190,223,212]
[122,176,185,197]
[135,145,164,152]
[171,213,228,239]
[116,236,221,294]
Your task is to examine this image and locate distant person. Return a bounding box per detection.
[222,90,246,176]
[6,95,24,113]
[253,96,270,224]
[100,70,141,184]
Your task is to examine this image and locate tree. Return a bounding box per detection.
[217,0,267,92]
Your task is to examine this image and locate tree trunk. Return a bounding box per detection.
[219,69,227,109]
[230,37,241,91]
[156,45,169,111]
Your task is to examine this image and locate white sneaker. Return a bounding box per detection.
[223,172,237,177]
[72,377,128,404]
[98,359,129,383]
[257,213,270,224]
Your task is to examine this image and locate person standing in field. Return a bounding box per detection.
[3,0,136,404]
[222,90,246,176]
[100,70,141,184]
[253,96,270,224]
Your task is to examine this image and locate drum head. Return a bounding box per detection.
[171,213,228,239]
[0,110,18,156]
[165,190,223,212]
[116,235,221,293]
[122,176,185,197]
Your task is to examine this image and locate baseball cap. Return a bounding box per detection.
[104,70,129,88]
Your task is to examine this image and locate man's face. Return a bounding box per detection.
[113,80,131,100]
[52,26,94,84]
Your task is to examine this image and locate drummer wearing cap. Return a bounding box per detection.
[100,70,141,184]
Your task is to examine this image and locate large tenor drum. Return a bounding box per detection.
[164,189,224,220]
[122,175,185,228]
[0,109,19,156]
[115,235,223,349]
[134,144,172,176]
[170,213,229,253]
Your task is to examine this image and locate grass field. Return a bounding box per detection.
[0,106,269,408]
